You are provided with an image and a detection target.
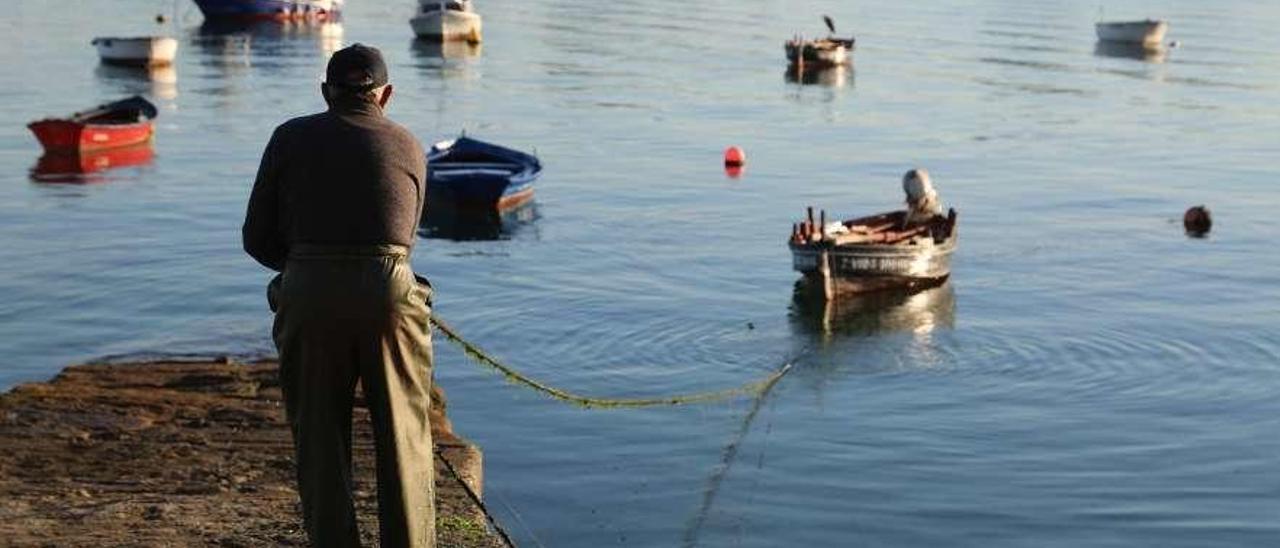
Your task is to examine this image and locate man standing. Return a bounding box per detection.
[243,44,435,548]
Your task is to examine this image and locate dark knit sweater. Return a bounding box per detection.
[242,100,427,271]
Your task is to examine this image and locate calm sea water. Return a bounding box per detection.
[3,0,1279,546]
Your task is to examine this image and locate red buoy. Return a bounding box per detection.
[723,146,745,167]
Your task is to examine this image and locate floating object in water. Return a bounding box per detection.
[1095,19,1168,47]
[789,171,958,299]
[192,0,342,21]
[1183,205,1211,237]
[786,16,855,69]
[724,146,745,167]
[1169,40,1181,48]
[156,13,168,24]
[92,36,178,67]
[411,0,483,43]
[27,96,158,153]
[425,135,541,211]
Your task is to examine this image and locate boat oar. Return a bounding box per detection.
[823,15,836,35]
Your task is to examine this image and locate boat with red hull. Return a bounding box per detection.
[27,96,158,153]
[192,0,342,21]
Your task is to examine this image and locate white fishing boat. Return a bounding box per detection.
[411,0,482,43]
[1095,19,1168,46]
[91,36,179,67]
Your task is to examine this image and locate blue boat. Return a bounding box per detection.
[192,0,342,21]
[425,136,542,211]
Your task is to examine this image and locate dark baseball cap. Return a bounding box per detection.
[325,43,388,91]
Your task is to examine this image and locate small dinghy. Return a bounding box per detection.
[1095,19,1168,47]
[411,0,482,43]
[788,169,957,299]
[785,15,855,68]
[193,0,342,21]
[426,136,541,210]
[91,36,178,67]
[27,96,158,153]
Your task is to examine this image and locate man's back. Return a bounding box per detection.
[244,101,426,270]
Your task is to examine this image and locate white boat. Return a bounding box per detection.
[1095,19,1168,46]
[91,36,179,67]
[411,0,482,43]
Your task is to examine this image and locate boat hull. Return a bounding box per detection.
[193,0,342,21]
[411,10,482,42]
[425,136,541,211]
[789,210,957,298]
[92,37,179,66]
[785,38,854,67]
[27,119,154,153]
[1095,20,1168,46]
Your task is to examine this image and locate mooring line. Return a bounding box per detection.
[428,314,796,408]
[435,447,519,548]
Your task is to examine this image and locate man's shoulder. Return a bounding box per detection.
[378,117,425,152]
[274,112,329,135]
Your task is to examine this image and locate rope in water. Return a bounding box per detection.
[428,314,796,408]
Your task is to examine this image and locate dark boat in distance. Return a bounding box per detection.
[426,135,542,211]
[27,96,158,153]
[192,0,342,21]
[789,208,958,299]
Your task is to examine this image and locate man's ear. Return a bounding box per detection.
[379,84,394,108]
[320,83,331,104]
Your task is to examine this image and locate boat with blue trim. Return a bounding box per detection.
[192,0,342,21]
[425,136,541,211]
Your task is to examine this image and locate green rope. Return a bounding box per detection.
[428,314,795,408]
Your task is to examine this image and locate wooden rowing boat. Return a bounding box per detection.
[789,208,958,299]
[27,96,158,153]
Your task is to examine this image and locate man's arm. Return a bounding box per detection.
[242,128,287,271]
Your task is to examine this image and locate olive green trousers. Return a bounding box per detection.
[270,244,435,548]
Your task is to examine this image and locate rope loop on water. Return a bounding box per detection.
[428,314,795,408]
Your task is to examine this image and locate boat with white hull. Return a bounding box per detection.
[411,0,482,42]
[91,36,179,67]
[1095,19,1168,46]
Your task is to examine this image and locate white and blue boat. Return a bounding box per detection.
[426,136,541,211]
[192,0,342,21]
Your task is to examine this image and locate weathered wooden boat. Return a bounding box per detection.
[785,15,854,68]
[192,0,342,21]
[785,37,854,68]
[27,96,158,153]
[411,0,482,43]
[1095,19,1168,46]
[30,143,155,184]
[426,136,541,211]
[91,36,179,67]
[789,207,958,299]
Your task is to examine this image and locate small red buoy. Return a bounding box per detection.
[1184,205,1212,237]
[724,164,744,179]
[723,146,745,167]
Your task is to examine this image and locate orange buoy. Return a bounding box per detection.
[723,146,745,167]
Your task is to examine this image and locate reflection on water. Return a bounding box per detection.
[790,282,956,339]
[29,144,156,184]
[410,39,482,80]
[194,19,345,64]
[785,64,852,88]
[94,64,178,100]
[1094,40,1169,64]
[419,201,539,241]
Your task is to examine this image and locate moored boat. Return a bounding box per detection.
[411,0,482,42]
[192,0,342,21]
[1095,19,1168,46]
[789,207,958,299]
[425,136,541,211]
[91,36,179,67]
[785,37,854,68]
[785,16,854,68]
[27,96,158,153]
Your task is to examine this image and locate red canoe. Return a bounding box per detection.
[27,96,158,153]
